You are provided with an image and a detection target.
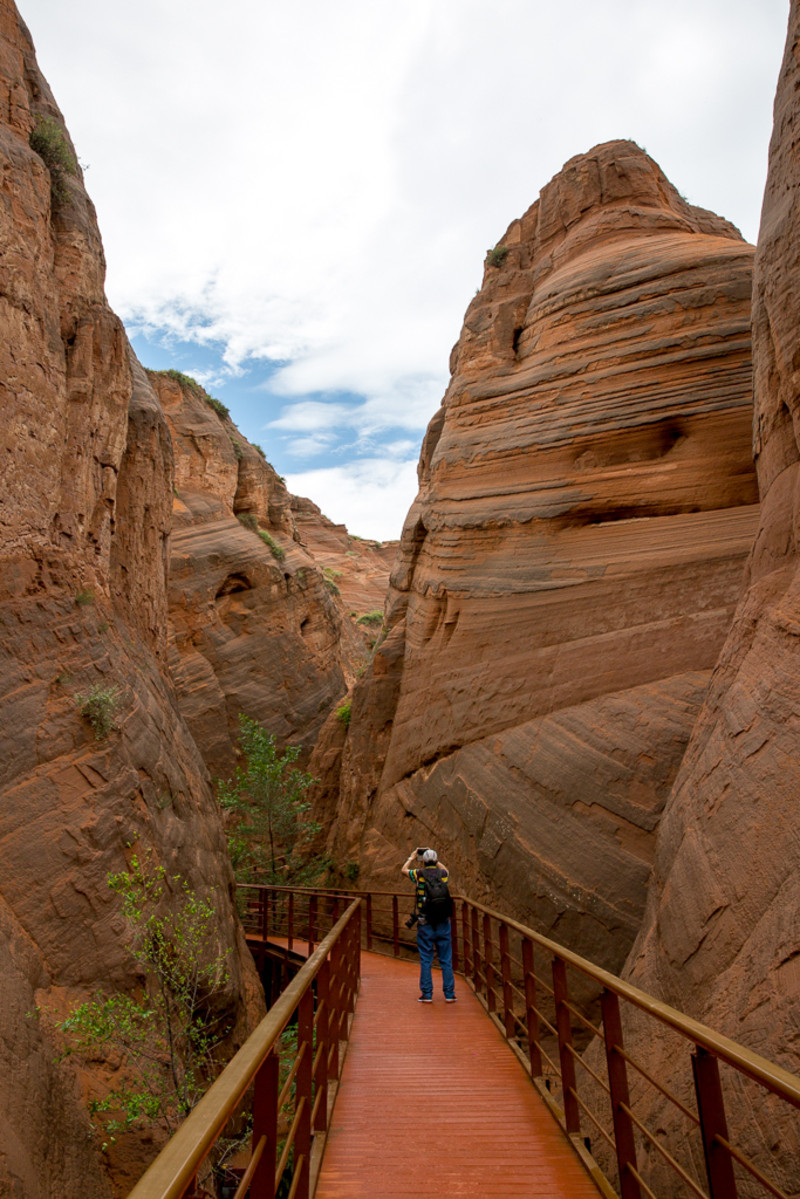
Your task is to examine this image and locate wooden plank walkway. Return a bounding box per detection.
[315,950,602,1198]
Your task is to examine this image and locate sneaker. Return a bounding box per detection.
[445,996,457,1003]
[418,996,433,1003]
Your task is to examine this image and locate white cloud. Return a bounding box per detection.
[286,459,420,542]
[20,0,790,537]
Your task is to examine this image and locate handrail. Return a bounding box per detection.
[461,896,800,1111]
[128,898,361,1199]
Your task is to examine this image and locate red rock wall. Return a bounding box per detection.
[0,4,376,1181]
[319,141,759,971]
[615,6,800,1190]
[150,372,356,780]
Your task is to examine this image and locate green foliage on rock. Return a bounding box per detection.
[217,715,323,885]
[29,114,78,203]
[258,529,286,561]
[56,854,232,1149]
[75,683,120,739]
[486,243,510,268]
[356,610,383,626]
[335,699,351,727]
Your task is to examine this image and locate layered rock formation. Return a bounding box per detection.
[317,140,760,971]
[0,5,352,1194]
[151,371,357,780]
[615,5,800,1190]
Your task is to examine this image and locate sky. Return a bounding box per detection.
[20,0,790,540]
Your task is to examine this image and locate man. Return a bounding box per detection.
[401,847,457,1004]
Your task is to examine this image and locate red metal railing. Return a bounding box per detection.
[128,898,361,1199]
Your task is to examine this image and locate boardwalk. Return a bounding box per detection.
[315,950,601,1198]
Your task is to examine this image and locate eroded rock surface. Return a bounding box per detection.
[150,372,354,780]
[317,141,759,971]
[615,7,800,1190]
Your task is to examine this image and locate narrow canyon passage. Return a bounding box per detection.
[315,951,601,1198]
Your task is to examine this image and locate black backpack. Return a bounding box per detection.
[420,867,453,925]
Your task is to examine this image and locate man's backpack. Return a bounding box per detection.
[420,867,453,925]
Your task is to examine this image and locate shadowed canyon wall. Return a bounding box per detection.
[613,6,800,1191]
[315,140,760,972]
[0,4,373,1193]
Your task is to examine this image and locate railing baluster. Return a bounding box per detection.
[553,957,580,1134]
[471,904,480,994]
[295,988,313,1199]
[601,988,640,1199]
[499,922,514,1039]
[483,913,496,1012]
[521,937,542,1078]
[392,894,400,957]
[250,1048,279,1199]
[461,901,472,980]
[314,961,330,1134]
[308,893,317,954]
[288,890,295,952]
[693,1048,738,1199]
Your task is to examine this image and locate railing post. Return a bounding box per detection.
[471,905,481,994]
[521,937,542,1078]
[314,962,330,1134]
[450,905,459,974]
[601,989,641,1199]
[392,894,400,957]
[483,913,496,1012]
[261,887,269,942]
[308,893,317,955]
[552,957,580,1134]
[294,987,313,1199]
[366,892,373,951]
[250,1048,279,1199]
[693,1048,738,1199]
[462,901,472,980]
[499,922,515,1039]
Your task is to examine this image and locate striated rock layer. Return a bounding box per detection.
[616,6,800,1191]
[0,4,349,1193]
[316,140,760,971]
[152,372,356,781]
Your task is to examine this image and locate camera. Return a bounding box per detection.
[404,912,419,929]
[416,847,426,856]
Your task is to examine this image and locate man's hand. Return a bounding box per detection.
[401,850,418,878]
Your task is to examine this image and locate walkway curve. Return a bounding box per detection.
[315,949,602,1198]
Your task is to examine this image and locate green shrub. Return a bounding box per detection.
[206,395,230,419]
[486,244,510,268]
[252,443,267,459]
[75,684,120,740]
[74,588,94,606]
[324,577,340,596]
[344,861,360,883]
[356,610,383,626]
[258,529,286,561]
[237,512,259,532]
[231,439,244,461]
[335,699,351,726]
[29,115,78,203]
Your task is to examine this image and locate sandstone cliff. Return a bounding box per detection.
[0,4,362,1194]
[315,140,760,972]
[615,6,800,1190]
[150,371,360,780]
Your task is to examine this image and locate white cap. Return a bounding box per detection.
[422,848,438,864]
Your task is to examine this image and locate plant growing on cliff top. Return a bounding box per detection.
[335,699,351,727]
[216,715,324,886]
[56,854,232,1148]
[486,243,510,268]
[356,610,383,626]
[75,683,120,739]
[29,114,78,203]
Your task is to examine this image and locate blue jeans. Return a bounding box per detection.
[417,920,455,999]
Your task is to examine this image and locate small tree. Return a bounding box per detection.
[57,854,231,1148]
[217,716,324,885]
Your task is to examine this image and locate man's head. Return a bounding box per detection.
[422,848,438,864]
